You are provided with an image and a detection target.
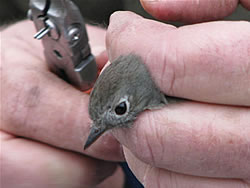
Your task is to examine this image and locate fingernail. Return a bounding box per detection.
[109,11,142,27]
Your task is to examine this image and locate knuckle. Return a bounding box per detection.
[135,112,166,167]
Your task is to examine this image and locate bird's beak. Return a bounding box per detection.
[84,125,107,150]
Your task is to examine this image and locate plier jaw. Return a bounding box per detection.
[28,0,98,91]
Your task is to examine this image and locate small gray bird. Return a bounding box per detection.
[84,54,168,149]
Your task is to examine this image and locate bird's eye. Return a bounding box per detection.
[115,102,127,115]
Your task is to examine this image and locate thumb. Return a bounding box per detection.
[139,0,240,23]
[106,11,250,106]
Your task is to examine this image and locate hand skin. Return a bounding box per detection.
[1,21,124,188]
[106,3,250,188]
[140,0,250,23]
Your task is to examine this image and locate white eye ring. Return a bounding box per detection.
[114,96,130,116]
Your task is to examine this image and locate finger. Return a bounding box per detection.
[1,21,123,161]
[112,102,250,179]
[107,11,250,106]
[139,0,239,23]
[1,64,123,161]
[87,24,106,55]
[95,50,109,70]
[123,147,250,188]
[1,131,120,188]
[241,0,250,10]
[86,24,109,69]
[2,21,46,69]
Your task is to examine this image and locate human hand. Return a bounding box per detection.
[1,21,124,188]
[106,2,250,187]
[140,0,250,23]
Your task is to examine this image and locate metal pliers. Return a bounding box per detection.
[28,0,98,91]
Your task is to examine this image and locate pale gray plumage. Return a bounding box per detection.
[84,54,168,149]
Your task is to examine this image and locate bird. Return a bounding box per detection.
[84,54,168,150]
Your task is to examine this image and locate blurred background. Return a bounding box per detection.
[0,0,249,27]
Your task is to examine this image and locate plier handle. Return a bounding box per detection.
[28,0,98,91]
